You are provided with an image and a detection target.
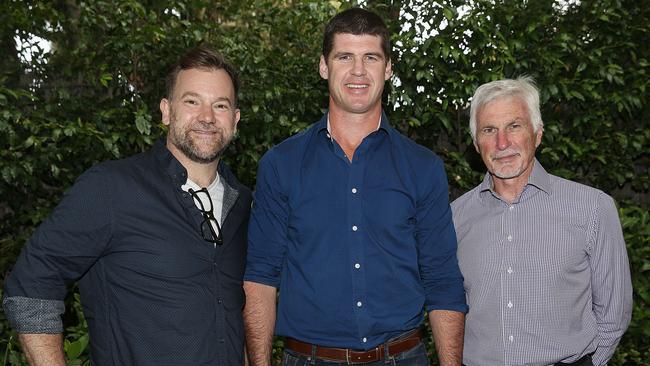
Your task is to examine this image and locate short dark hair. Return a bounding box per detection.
[322,8,391,62]
[165,46,240,106]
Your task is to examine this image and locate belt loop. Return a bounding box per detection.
[310,344,317,365]
[383,338,391,364]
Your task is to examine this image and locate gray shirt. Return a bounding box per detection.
[452,160,632,366]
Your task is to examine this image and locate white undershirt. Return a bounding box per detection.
[181,173,225,225]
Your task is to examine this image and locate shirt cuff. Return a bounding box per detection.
[243,273,281,289]
[2,296,65,333]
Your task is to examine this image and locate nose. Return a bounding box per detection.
[351,57,366,76]
[496,130,511,150]
[198,104,216,124]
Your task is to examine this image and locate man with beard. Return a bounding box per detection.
[452,76,632,365]
[3,47,252,366]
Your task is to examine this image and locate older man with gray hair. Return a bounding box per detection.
[452,76,632,366]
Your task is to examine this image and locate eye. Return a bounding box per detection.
[184,99,198,106]
[508,123,521,130]
[481,127,497,135]
[337,54,352,62]
[365,55,380,62]
[214,103,230,111]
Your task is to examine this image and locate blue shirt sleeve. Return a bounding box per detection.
[416,158,468,313]
[244,151,288,288]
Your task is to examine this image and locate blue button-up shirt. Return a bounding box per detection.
[245,112,467,350]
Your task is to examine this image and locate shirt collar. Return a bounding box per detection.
[317,110,392,138]
[153,138,187,185]
[478,158,552,198]
[152,138,239,190]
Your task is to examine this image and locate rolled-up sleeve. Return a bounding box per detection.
[3,165,112,333]
[416,158,468,313]
[2,296,65,333]
[244,151,289,288]
[589,193,633,366]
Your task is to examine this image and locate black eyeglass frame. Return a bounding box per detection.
[188,188,223,245]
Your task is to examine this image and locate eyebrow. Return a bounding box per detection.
[506,118,525,125]
[481,118,526,130]
[332,51,385,60]
[179,92,233,105]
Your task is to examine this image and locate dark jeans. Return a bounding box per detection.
[282,342,429,366]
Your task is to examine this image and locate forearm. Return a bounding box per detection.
[243,281,277,366]
[428,310,465,366]
[19,333,67,366]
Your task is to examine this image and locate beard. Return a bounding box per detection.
[492,165,525,179]
[489,149,526,179]
[168,110,235,164]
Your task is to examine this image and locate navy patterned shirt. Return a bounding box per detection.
[3,140,252,365]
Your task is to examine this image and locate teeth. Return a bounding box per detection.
[346,84,368,89]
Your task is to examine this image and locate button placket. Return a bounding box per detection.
[502,201,517,353]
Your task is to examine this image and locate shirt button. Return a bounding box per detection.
[507,301,513,308]
[507,235,513,241]
[354,263,361,269]
[509,205,514,211]
[362,337,367,343]
[352,225,358,231]
[356,301,363,307]
[218,299,223,304]
[508,335,514,342]
[507,267,513,274]
[351,188,358,194]
[326,133,331,138]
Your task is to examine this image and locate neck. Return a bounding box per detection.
[491,174,529,204]
[167,142,219,188]
[328,103,382,161]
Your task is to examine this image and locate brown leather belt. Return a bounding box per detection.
[285,328,423,364]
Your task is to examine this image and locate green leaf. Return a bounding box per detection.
[99,73,112,87]
[64,334,89,360]
[442,7,454,21]
[135,109,152,135]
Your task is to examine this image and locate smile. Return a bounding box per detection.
[191,129,218,136]
[346,84,368,89]
[492,152,520,161]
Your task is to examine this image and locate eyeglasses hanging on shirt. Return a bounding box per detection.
[188,188,223,246]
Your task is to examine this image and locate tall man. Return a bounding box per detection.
[452,76,632,366]
[244,8,467,366]
[3,47,252,365]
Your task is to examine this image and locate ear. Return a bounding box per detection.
[535,128,543,148]
[160,99,171,126]
[384,59,393,81]
[319,55,329,80]
[234,108,241,130]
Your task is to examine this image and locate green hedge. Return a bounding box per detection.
[1,1,648,365]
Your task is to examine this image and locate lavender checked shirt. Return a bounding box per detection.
[452,159,632,366]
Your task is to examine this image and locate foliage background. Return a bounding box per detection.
[1,0,648,365]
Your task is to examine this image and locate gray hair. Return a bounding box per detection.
[469,76,543,144]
